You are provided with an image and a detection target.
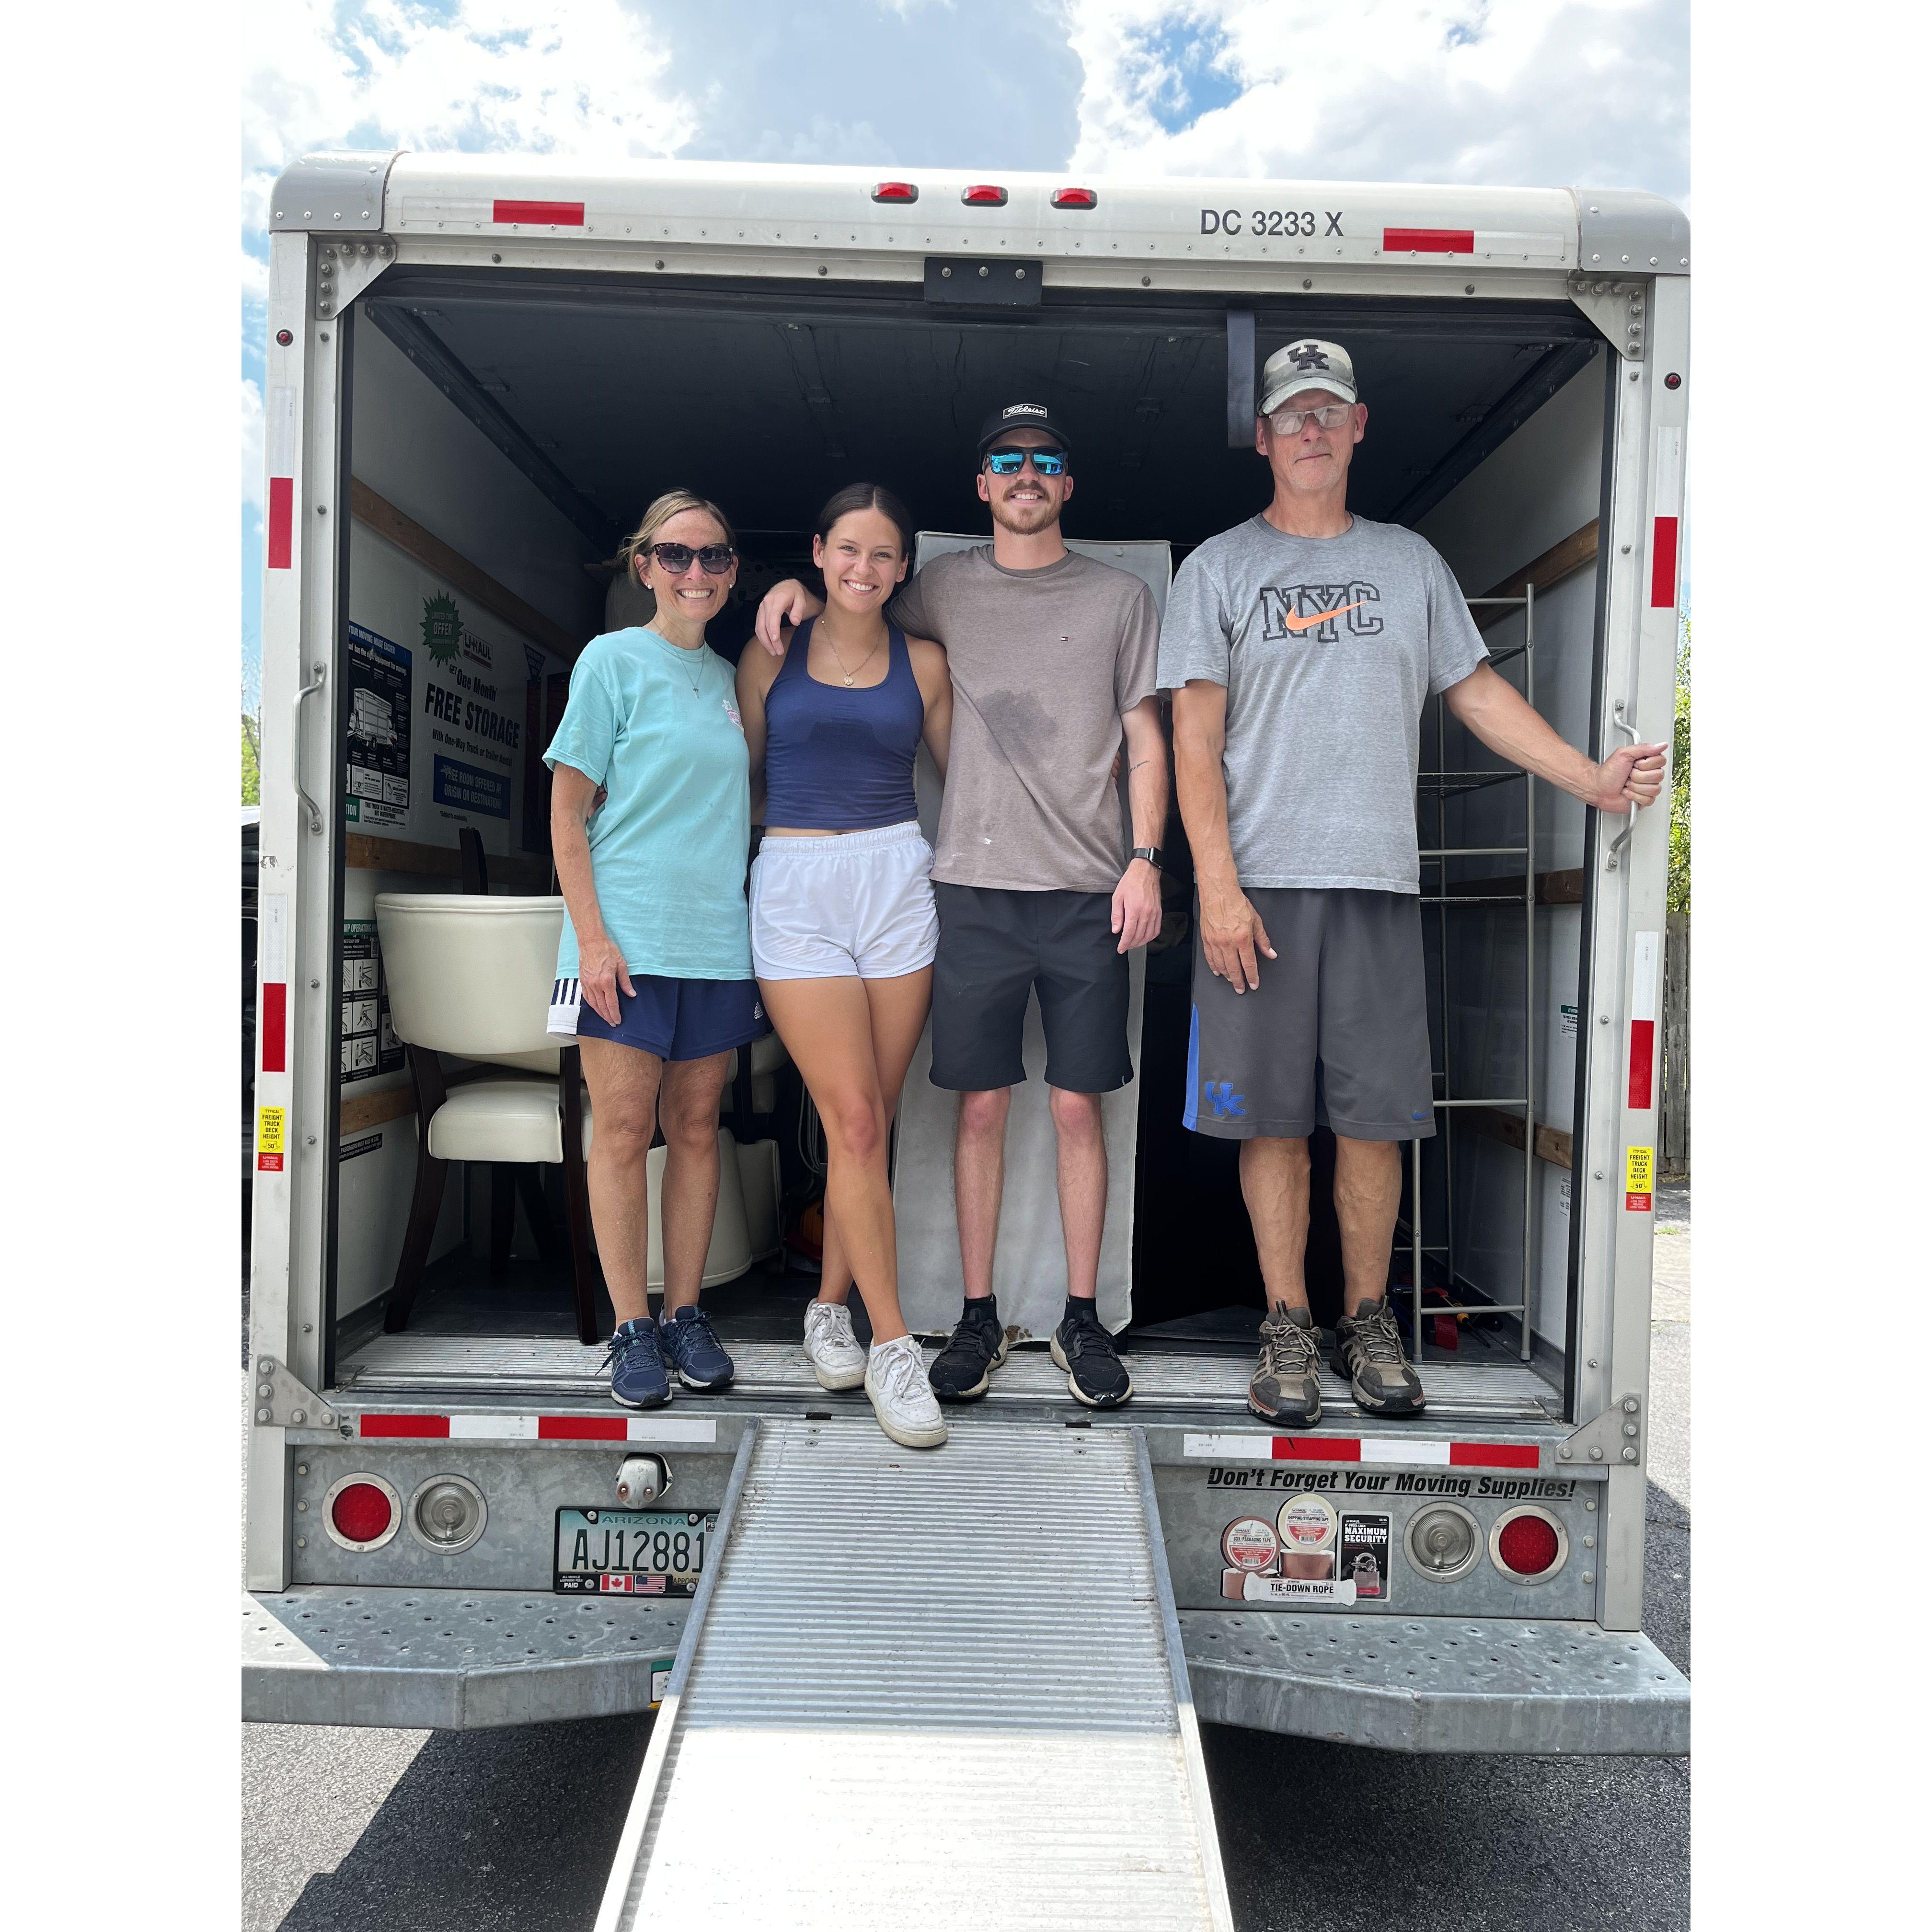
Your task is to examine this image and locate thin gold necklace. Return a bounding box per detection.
[651,625,705,695]
[819,622,884,688]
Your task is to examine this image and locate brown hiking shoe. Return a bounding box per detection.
[1249,1306,1322,1426]
[1333,1297,1426,1415]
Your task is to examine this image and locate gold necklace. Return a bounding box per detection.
[819,624,884,688]
[651,625,705,696]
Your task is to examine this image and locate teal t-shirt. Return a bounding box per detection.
[543,627,753,981]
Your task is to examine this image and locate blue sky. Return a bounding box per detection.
[241,0,1689,706]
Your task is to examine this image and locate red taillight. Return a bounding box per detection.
[961,184,1008,207]
[332,1482,395,1544]
[1496,1513,1560,1576]
[1051,187,1097,210]
[871,181,918,203]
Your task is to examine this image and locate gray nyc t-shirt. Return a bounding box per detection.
[1158,514,1487,893]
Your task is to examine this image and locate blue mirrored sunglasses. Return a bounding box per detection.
[985,447,1067,475]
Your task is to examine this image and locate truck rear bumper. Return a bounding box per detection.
[1180,1610,1690,1755]
[242,1587,690,1729]
[247,1588,1687,1753]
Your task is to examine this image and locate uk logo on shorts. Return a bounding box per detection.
[1202,1079,1247,1120]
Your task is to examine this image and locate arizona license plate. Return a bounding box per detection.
[553,1508,717,1597]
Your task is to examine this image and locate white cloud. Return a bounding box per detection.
[1063,0,1687,200]
[241,1,699,264]
[241,377,264,517]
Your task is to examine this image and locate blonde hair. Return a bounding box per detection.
[620,490,738,582]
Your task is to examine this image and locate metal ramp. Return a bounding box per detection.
[595,1419,1232,1932]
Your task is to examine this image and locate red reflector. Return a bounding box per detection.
[538,1415,627,1440]
[1497,1513,1560,1576]
[1650,515,1679,607]
[1628,1017,1656,1110]
[360,1414,449,1438]
[1384,227,1474,253]
[331,1482,394,1544]
[492,198,585,226]
[266,476,294,570]
[961,184,1008,207]
[871,181,918,203]
[260,982,287,1074]
[1051,187,1097,210]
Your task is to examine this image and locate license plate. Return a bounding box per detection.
[553,1508,717,1597]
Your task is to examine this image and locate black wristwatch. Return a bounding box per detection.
[1131,846,1164,871]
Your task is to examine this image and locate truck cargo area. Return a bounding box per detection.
[323,260,1616,1415]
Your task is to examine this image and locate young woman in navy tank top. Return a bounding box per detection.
[735,485,954,1449]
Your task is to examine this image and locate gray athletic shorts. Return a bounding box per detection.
[1184,887,1436,1142]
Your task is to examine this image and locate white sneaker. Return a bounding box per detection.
[802,1299,866,1391]
[864,1334,949,1449]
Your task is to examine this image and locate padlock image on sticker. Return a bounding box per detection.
[1350,1551,1382,1597]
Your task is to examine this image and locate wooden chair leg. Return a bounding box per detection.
[560,1047,603,1344]
[489,1164,517,1276]
[385,1047,451,1334]
[518,1163,564,1263]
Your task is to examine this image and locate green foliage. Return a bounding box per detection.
[242,712,261,807]
[1667,624,1690,915]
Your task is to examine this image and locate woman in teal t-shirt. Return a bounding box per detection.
[544,490,768,1411]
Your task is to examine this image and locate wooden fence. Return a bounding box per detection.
[1660,912,1690,1176]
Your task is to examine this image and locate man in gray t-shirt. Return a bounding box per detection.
[1162,337,1667,1428]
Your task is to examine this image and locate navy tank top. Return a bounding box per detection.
[762,619,924,830]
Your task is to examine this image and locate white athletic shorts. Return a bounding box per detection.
[749,820,940,981]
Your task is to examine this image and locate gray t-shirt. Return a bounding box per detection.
[890,546,1161,893]
[1158,514,1487,893]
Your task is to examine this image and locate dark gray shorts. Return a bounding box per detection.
[1184,887,1435,1142]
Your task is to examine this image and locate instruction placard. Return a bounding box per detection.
[341,921,403,1086]
[256,1106,286,1173]
[344,623,413,829]
[1625,1144,1654,1213]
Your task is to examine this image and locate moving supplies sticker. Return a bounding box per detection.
[1625,1144,1654,1212]
[257,1106,287,1173]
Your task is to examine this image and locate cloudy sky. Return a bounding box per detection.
[240,0,1688,700]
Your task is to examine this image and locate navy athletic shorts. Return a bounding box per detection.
[547,973,769,1062]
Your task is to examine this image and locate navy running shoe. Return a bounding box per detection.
[603,1317,671,1410]
[660,1304,735,1392]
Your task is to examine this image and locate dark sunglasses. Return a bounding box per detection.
[984,447,1067,475]
[648,541,736,575]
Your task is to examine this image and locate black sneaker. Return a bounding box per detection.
[1051,1300,1133,1409]
[928,1298,1010,1403]
[1249,1306,1322,1426]
[1333,1297,1426,1415]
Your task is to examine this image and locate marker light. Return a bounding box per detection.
[871,182,918,204]
[1490,1506,1568,1583]
[324,1473,402,1551]
[1051,187,1098,210]
[961,184,1008,207]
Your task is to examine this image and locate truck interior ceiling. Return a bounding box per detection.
[329,263,1612,1403]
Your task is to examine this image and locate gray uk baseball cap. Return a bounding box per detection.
[1258,339,1358,416]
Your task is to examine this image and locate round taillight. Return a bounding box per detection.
[322,1473,402,1551]
[408,1473,487,1554]
[1405,1502,1481,1582]
[1490,1506,1568,1583]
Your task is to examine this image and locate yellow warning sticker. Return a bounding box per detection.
[257,1105,287,1173]
[1624,1143,1654,1211]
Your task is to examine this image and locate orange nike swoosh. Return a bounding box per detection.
[1281,599,1366,633]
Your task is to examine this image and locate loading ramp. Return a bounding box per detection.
[595,1417,1233,1932]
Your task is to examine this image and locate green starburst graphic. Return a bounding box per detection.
[422,591,463,664]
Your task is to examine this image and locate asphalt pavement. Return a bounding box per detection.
[242,1195,1691,1931]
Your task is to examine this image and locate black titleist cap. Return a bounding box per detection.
[978,402,1074,458]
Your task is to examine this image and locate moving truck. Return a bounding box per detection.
[245,151,1689,1924]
